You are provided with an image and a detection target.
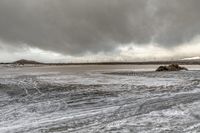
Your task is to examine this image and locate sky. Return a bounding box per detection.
[0,0,200,63]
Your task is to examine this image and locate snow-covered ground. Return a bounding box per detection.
[0,65,200,133]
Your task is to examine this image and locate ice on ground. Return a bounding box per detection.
[37,72,184,86]
[0,65,200,133]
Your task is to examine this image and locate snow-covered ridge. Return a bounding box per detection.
[181,56,200,60]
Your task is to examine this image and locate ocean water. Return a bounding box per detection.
[0,65,200,133]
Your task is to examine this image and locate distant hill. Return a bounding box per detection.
[13,59,42,65]
[13,59,200,65]
[0,58,199,65]
[179,57,200,64]
[181,56,200,60]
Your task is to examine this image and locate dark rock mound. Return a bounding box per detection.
[13,59,42,65]
[156,64,188,72]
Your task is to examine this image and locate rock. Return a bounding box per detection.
[156,64,188,71]
[13,59,42,65]
[156,66,169,71]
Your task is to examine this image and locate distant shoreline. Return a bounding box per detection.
[1,60,200,65]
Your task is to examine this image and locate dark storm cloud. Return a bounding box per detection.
[0,0,200,55]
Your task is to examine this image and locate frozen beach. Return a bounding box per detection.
[0,65,200,133]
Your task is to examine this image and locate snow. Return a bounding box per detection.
[0,65,200,133]
[181,56,200,60]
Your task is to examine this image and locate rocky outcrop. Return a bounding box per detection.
[156,64,188,71]
[13,59,42,65]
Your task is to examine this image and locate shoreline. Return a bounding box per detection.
[1,60,200,66]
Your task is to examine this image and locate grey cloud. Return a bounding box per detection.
[0,0,200,55]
